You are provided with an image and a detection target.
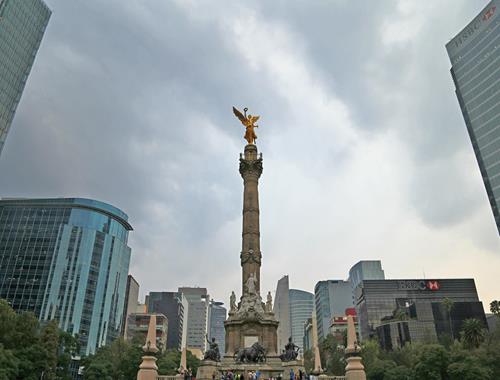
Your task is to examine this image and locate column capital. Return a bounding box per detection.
[239,157,263,178]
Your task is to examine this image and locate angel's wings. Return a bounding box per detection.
[233,106,246,124]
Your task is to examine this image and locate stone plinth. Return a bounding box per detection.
[196,360,219,380]
[281,360,305,379]
[225,317,279,357]
[137,356,158,380]
[218,356,285,379]
[345,357,366,380]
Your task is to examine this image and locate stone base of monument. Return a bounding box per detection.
[196,360,219,380]
[281,359,305,378]
[196,356,305,380]
[345,357,366,380]
[137,355,158,380]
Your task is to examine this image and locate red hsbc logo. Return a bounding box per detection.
[483,6,496,21]
[427,281,440,291]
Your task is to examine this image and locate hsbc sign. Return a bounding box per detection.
[398,280,441,291]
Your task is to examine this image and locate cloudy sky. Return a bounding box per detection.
[1,0,499,310]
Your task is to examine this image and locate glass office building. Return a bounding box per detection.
[208,300,227,355]
[0,0,51,156]
[446,0,500,234]
[355,279,487,346]
[0,198,133,355]
[314,280,353,340]
[289,289,314,353]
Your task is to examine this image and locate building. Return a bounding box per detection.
[273,275,314,353]
[446,0,500,234]
[178,287,209,352]
[126,313,168,351]
[274,275,290,350]
[355,279,487,347]
[486,314,498,332]
[0,197,133,355]
[328,308,358,345]
[0,0,51,156]
[303,318,313,352]
[314,280,353,341]
[122,275,140,337]
[348,260,385,293]
[147,291,186,350]
[289,289,314,354]
[208,300,227,355]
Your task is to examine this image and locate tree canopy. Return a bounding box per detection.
[0,299,79,380]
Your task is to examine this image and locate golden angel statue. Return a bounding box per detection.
[233,106,260,144]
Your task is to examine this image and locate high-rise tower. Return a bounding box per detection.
[0,0,51,156]
[0,197,133,355]
[446,0,500,234]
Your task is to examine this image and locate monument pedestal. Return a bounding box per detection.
[196,360,219,380]
[225,315,279,357]
[281,360,305,379]
[137,356,158,380]
[345,357,366,380]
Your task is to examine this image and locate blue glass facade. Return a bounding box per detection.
[0,0,51,156]
[0,198,132,355]
[314,280,353,341]
[446,0,500,234]
[288,289,314,353]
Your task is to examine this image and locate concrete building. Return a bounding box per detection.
[122,275,140,337]
[208,300,227,355]
[0,197,133,355]
[273,275,290,350]
[446,0,500,234]
[355,279,487,347]
[273,275,314,353]
[329,308,358,345]
[126,313,168,351]
[147,291,186,350]
[314,280,353,341]
[178,287,209,352]
[0,0,51,156]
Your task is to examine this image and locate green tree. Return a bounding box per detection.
[318,334,344,376]
[0,344,19,380]
[186,350,200,375]
[490,300,500,318]
[303,349,314,373]
[442,298,455,340]
[413,344,449,380]
[384,365,413,380]
[157,349,180,375]
[460,318,485,349]
[41,320,60,380]
[0,300,17,349]
[448,356,492,380]
[367,359,396,380]
[360,339,380,370]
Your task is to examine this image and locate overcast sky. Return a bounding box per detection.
[1,0,499,310]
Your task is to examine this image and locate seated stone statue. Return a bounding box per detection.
[204,335,221,362]
[279,337,299,362]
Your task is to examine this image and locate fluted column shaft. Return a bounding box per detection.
[239,144,263,295]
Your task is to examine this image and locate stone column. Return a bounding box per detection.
[137,314,159,380]
[344,315,366,380]
[239,144,263,295]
